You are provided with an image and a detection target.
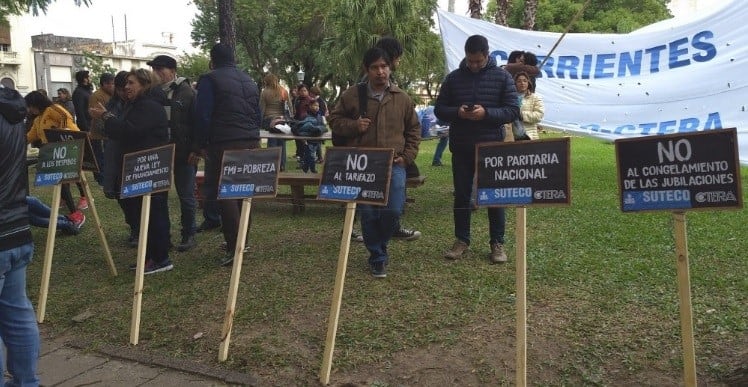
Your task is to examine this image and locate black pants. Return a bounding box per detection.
[205,140,260,252]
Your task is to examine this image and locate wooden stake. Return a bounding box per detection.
[37,184,62,323]
[80,173,117,276]
[130,194,151,345]
[219,198,252,361]
[515,207,527,387]
[672,211,697,386]
[319,202,356,385]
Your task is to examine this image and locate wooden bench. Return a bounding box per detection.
[196,171,426,214]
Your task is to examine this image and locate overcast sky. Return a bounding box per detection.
[20,0,199,53]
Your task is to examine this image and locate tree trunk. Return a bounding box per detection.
[524,0,538,30]
[217,0,236,50]
[494,0,510,26]
[468,0,481,19]
[448,0,455,13]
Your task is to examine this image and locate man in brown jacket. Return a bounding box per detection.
[329,47,421,278]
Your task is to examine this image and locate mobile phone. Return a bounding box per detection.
[465,104,475,111]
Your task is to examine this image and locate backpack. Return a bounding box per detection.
[332,82,368,146]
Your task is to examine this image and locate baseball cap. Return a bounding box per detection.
[147,55,177,69]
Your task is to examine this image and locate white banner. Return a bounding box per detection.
[437,3,748,165]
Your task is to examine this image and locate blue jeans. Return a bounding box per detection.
[452,148,505,245]
[26,196,77,234]
[360,164,406,266]
[267,138,287,171]
[0,243,40,386]
[433,137,449,164]
[173,159,197,238]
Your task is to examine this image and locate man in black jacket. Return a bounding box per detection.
[0,85,40,385]
[435,34,520,264]
[72,70,92,132]
[149,55,200,252]
[195,43,261,266]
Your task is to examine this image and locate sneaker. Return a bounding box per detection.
[219,252,237,267]
[489,243,508,264]
[432,160,443,166]
[220,241,250,253]
[77,197,89,210]
[351,230,364,243]
[144,259,174,274]
[444,240,469,260]
[393,227,421,241]
[68,210,86,230]
[196,221,221,233]
[371,262,387,278]
[176,235,196,252]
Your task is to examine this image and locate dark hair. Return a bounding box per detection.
[210,43,235,66]
[296,83,308,92]
[523,52,538,66]
[465,35,489,56]
[56,87,70,95]
[363,47,391,69]
[99,72,115,86]
[374,36,403,61]
[24,90,53,111]
[75,70,89,85]
[507,50,524,64]
[114,71,129,89]
[513,71,535,93]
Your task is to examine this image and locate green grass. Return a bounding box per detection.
[27,132,747,385]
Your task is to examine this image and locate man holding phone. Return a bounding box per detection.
[435,34,519,264]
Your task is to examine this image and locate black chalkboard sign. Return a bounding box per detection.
[120,144,175,198]
[217,148,281,199]
[318,147,394,205]
[615,129,742,212]
[475,137,571,207]
[34,139,85,187]
[44,129,99,172]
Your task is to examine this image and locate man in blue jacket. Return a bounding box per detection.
[0,85,40,385]
[194,43,261,266]
[435,34,519,264]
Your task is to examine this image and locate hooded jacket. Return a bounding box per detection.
[0,87,32,251]
[434,55,519,152]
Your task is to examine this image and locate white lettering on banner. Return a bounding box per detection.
[642,190,690,202]
[494,168,547,181]
[437,3,748,165]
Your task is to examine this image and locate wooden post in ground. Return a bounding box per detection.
[319,202,356,385]
[130,194,152,345]
[79,173,117,276]
[515,207,528,387]
[36,184,62,323]
[218,198,253,361]
[672,211,697,387]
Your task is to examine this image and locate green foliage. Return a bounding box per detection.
[190,0,441,103]
[177,51,210,83]
[81,51,118,85]
[487,0,671,33]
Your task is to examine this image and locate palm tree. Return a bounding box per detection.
[468,0,481,19]
[524,0,538,30]
[494,0,510,26]
[217,0,236,50]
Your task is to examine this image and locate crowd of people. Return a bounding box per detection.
[0,32,547,383]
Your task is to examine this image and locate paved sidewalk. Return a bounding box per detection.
[35,330,258,386]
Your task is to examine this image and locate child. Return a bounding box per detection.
[297,100,327,173]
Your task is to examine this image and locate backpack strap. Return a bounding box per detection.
[357,82,368,117]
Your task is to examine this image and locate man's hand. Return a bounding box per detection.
[357,116,371,133]
[459,104,486,121]
[393,156,405,166]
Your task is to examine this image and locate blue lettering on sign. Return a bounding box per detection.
[580,112,722,135]
[622,190,692,211]
[319,185,361,201]
[123,181,153,197]
[490,30,717,79]
[476,187,533,206]
[218,183,256,199]
[35,173,63,186]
